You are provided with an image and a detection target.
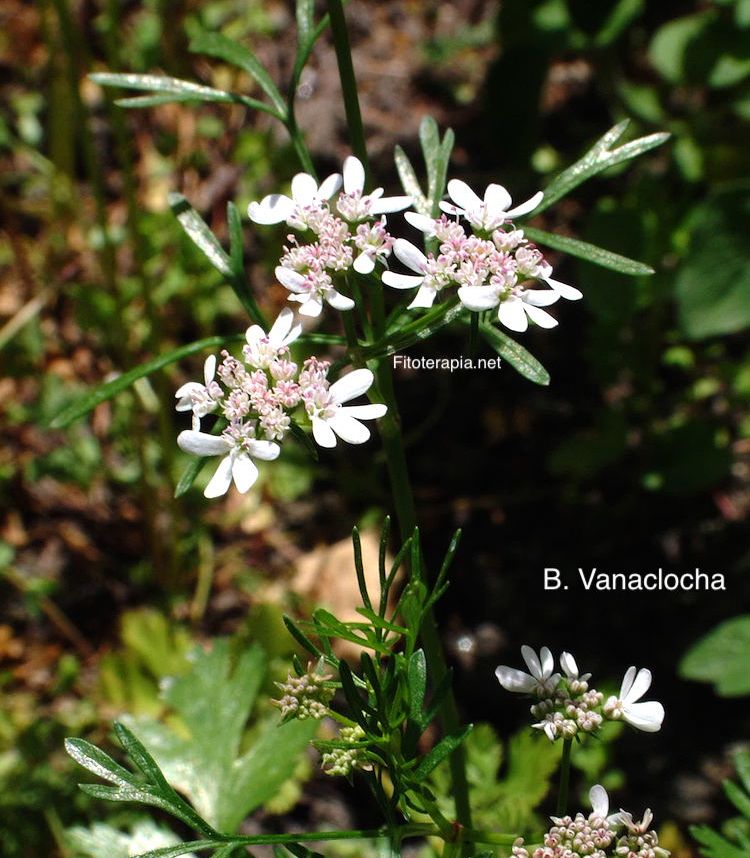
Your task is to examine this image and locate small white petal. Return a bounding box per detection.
[523,289,560,307]
[382,271,424,290]
[404,211,436,234]
[439,200,463,216]
[484,183,512,214]
[340,403,387,419]
[522,645,543,678]
[297,296,323,317]
[245,324,264,346]
[623,701,665,732]
[343,156,365,195]
[248,194,294,224]
[505,190,544,219]
[291,172,319,205]
[624,668,652,704]
[447,179,483,212]
[326,289,355,311]
[247,439,281,461]
[546,276,583,301]
[203,355,216,385]
[204,454,233,498]
[275,266,308,293]
[495,665,537,694]
[458,285,500,311]
[408,284,437,309]
[312,416,337,448]
[539,647,554,677]
[231,453,259,494]
[560,651,578,678]
[370,195,412,214]
[589,785,610,819]
[329,413,371,444]
[524,304,558,329]
[317,172,343,200]
[268,307,294,345]
[393,238,428,274]
[178,430,230,457]
[353,253,376,274]
[330,368,374,404]
[620,666,637,701]
[498,298,528,332]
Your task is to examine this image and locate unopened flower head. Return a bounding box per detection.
[321,724,372,778]
[274,661,334,721]
[175,310,387,497]
[513,786,669,858]
[249,156,409,317]
[496,648,664,742]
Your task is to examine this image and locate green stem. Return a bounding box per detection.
[557,738,573,816]
[326,0,370,178]
[219,825,442,847]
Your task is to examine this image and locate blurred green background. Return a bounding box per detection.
[2,0,750,855]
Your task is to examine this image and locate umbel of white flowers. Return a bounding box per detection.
[248,158,582,334]
[512,785,670,858]
[175,308,386,497]
[495,646,665,741]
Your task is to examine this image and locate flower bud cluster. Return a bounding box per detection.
[321,724,372,777]
[495,648,665,741]
[513,788,669,858]
[175,309,387,497]
[273,665,334,721]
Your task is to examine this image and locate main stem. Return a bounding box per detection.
[324,1,473,847]
[556,738,573,817]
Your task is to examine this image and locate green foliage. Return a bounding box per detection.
[692,750,750,858]
[67,819,197,858]
[680,615,750,696]
[429,724,560,841]
[120,640,317,832]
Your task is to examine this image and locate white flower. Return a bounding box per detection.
[440,180,544,232]
[458,284,560,333]
[248,171,343,225]
[175,355,222,429]
[275,266,355,317]
[495,645,561,697]
[587,784,624,828]
[560,651,592,683]
[381,239,445,309]
[244,307,302,369]
[177,427,280,499]
[307,368,387,449]
[335,156,412,222]
[604,667,665,733]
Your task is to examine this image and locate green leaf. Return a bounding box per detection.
[124,641,317,832]
[394,145,428,213]
[413,725,473,779]
[479,323,550,386]
[725,780,750,819]
[536,121,670,213]
[90,72,276,115]
[674,192,750,339]
[49,335,242,428]
[649,11,716,84]
[64,738,137,788]
[227,201,266,325]
[66,820,197,858]
[523,226,655,275]
[680,615,750,696]
[295,0,315,51]
[132,843,218,858]
[188,31,286,117]
[691,824,749,858]
[407,649,427,722]
[169,192,232,278]
[419,116,455,217]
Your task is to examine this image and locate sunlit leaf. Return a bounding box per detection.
[524,226,654,275]
[479,323,550,386]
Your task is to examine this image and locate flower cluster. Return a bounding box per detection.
[175,308,387,497]
[273,663,334,721]
[383,180,581,333]
[513,786,669,858]
[321,724,372,777]
[248,156,410,317]
[495,646,664,741]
